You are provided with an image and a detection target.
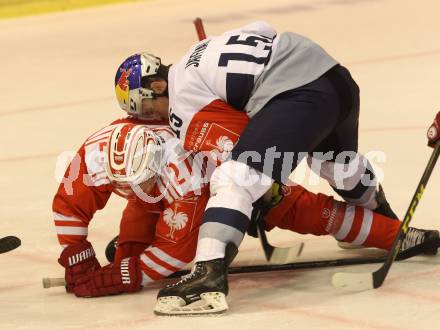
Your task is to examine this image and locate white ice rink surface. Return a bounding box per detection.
[1,0,440,328]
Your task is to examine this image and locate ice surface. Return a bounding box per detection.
[1,0,440,329]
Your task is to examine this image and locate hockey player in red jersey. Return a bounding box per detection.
[53,120,211,296]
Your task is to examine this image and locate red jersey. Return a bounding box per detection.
[52,117,210,283]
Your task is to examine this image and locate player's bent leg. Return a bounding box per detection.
[311,155,399,251]
[265,185,330,235]
[336,184,398,249]
[195,160,273,262]
[305,67,398,220]
[155,161,270,315]
[265,185,439,253]
[310,155,376,209]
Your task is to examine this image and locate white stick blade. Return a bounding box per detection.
[269,242,304,265]
[42,278,51,288]
[331,272,374,291]
[42,277,66,289]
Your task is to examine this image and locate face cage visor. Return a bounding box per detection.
[127,86,167,121]
[107,136,164,200]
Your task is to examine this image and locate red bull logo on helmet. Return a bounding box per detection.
[117,68,132,91]
[115,68,132,111]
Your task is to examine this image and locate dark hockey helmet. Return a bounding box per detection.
[115,53,168,120]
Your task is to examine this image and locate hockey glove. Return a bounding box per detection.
[58,240,101,293]
[247,182,285,238]
[73,256,143,297]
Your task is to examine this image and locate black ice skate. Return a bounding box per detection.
[154,258,229,316]
[154,242,238,316]
[401,227,440,256]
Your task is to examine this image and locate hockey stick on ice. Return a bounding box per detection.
[0,236,21,254]
[43,240,431,289]
[103,215,304,266]
[332,112,440,290]
[255,208,304,264]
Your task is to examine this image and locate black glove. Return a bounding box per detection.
[247,182,285,238]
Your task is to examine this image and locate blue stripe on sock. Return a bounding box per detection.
[202,207,249,234]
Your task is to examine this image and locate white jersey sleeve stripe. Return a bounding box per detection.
[351,209,373,245]
[53,212,83,222]
[55,226,88,236]
[140,254,174,277]
[334,205,355,241]
[148,246,187,269]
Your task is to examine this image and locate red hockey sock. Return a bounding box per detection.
[326,201,401,250]
[265,185,401,251]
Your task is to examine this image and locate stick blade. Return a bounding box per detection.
[0,236,21,254]
[42,278,51,289]
[42,277,66,289]
[269,242,304,265]
[331,272,374,291]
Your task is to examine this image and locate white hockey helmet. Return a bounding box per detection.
[104,123,165,197]
[114,52,166,120]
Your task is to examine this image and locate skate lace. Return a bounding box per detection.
[401,228,424,251]
[167,263,203,288]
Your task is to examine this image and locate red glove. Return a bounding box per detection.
[73,256,143,297]
[427,111,440,148]
[58,240,101,293]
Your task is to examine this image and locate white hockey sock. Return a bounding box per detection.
[194,238,227,262]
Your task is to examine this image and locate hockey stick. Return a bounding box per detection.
[43,241,430,289]
[332,112,440,290]
[255,208,304,264]
[0,236,21,254]
[193,17,207,40]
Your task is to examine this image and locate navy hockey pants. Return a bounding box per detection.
[231,65,375,202]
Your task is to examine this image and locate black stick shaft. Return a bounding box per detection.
[169,242,426,278]
[256,209,274,260]
[372,141,440,288]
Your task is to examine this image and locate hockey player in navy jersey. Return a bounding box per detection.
[113,21,424,314]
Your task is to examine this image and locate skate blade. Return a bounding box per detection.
[154,292,228,316]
